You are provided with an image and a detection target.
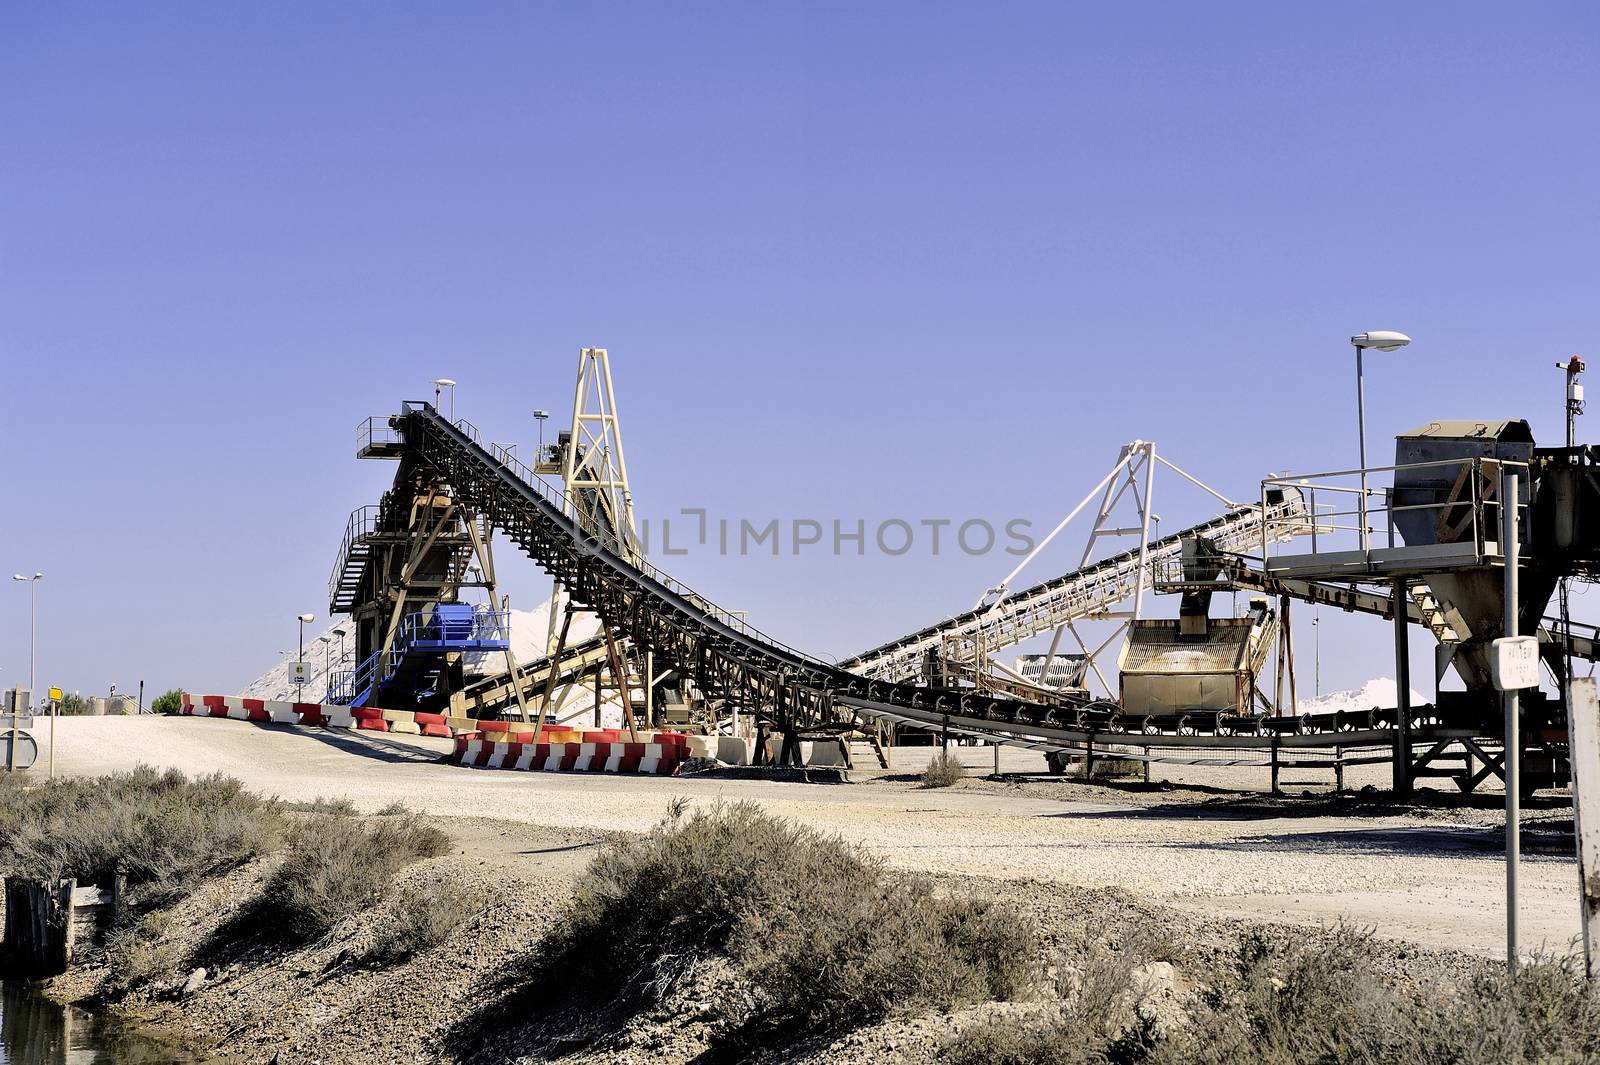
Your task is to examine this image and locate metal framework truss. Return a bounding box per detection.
[839,443,1310,688]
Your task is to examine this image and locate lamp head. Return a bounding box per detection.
[1351,330,1412,352]
[434,378,456,388]
[298,613,315,623]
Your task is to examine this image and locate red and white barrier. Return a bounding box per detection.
[178,687,691,770]
[449,734,687,776]
[178,692,371,731]
[175,693,692,777]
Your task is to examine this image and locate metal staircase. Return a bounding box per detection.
[328,506,379,612]
[330,606,509,707]
[1409,585,1460,643]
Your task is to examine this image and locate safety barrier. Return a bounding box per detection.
[176,694,704,776]
[449,730,689,775]
[179,693,464,735]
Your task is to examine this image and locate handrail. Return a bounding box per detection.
[327,505,380,603]
[1260,457,1530,563]
[357,416,404,453]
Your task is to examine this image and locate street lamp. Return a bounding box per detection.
[433,378,457,421]
[1350,331,1412,551]
[1312,612,1320,698]
[296,614,315,686]
[333,627,348,668]
[11,572,42,692]
[533,409,549,456]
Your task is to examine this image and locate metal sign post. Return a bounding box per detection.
[48,686,62,780]
[1569,677,1600,976]
[1501,470,1521,968]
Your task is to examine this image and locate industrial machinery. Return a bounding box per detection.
[327,349,661,727]
[321,348,1600,791]
[1117,598,1279,720]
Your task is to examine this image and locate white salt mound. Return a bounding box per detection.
[1296,677,1429,715]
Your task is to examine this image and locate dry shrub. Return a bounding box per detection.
[258,814,450,944]
[1162,925,1401,1064]
[944,924,1162,1065]
[365,880,476,966]
[947,923,1600,1065]
[104,910,184,995]
[922,751,967,788]
[287,796,358,816]
[0,767,282,888]
[1365,949,1600,1065]
[535,801,1039,1038]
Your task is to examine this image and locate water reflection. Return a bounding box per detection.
[0,981,203,1064]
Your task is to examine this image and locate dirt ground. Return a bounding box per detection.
[41,715,1583,959]
[41,813,1497,1065]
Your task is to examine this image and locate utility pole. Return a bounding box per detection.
[1504,469,1521,968]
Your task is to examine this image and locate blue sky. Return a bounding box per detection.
[3,2,1597,699]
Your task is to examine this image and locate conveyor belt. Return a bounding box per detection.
[840,494,1309,682]
[449,633,611,718]
[388,401,1498,757]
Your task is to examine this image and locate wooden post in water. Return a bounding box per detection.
[1,877,76,978]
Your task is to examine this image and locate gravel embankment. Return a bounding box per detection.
[43,714,1582,956]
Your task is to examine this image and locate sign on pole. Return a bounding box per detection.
[1491,636,1541,691]
[47,687,63,702]
[291,662,309,688]
[1569,677,1600,976]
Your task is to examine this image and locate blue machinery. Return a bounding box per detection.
[329,605,509,708]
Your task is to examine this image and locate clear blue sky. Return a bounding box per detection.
[3,2,1597,700]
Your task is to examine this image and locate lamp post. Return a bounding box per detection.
[533,409,549,456]
[1349,331,1412,551]
[1312,612,1321,698]
[433,378,457,421]
[330,627,348,700]
[11,572,43,692]
[296,614,315,689]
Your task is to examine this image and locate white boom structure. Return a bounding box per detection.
[840,442,1309,691]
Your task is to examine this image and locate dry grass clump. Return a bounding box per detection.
[534,800,1038,1039]
[922,750,968,788]
[945,923,1600,1065]
[258,813,450,944]
[286,796,358,816]
[944,925,1164,1065]
[104,910,185,995]
[1190,932,1600,1065]
[365,880,476,966]
[0,767,282,889]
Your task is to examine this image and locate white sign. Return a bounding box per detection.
[1491,635,1541,691]
[291,662,310,687]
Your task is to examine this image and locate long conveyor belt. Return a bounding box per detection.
[396,402,1500,754]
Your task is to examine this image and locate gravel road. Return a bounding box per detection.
[44,715,1582,958]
